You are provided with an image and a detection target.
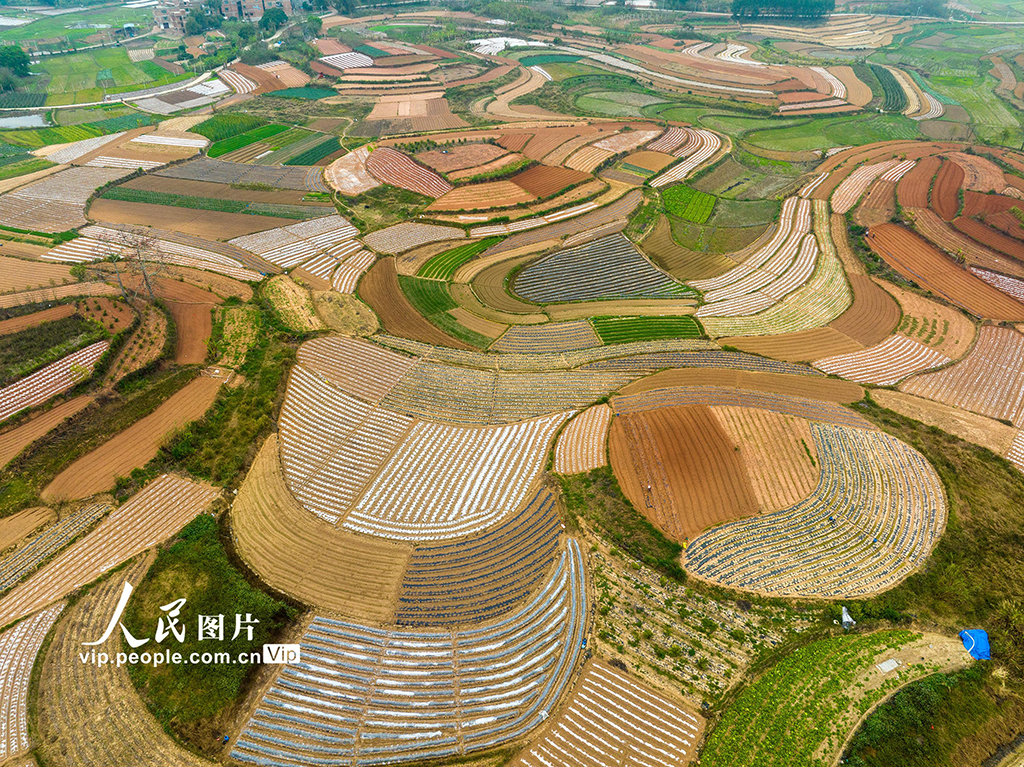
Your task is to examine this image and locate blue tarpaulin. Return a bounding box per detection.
[959,629,991,660]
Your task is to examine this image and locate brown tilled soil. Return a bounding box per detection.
[621,150,676,173]
[609,405,760,541]
[41,375,222,502]
[78,296,134,334]
[510,165,590,197]
[0,505,55,552]
[105,303,167,385]
[416,143,507,173]
[0,395,93,469]
[448,307,507,338]
[897,155,941,208]
[712,406,819,513]
[963,190,1019,217]
[877,278,976,358]
[125,277,219,364]
[89,199,293,240]
[828,273,901,346]
[361,257,473,349]
[866,223,1024,321]
[231,434,412,622]
[719,328,864,363]
[0,256,74,293]
[428,181,535,211]
[953,216,1024,262]
[931,159,964,221]
[0,305,74,336]
[853,179,896,228]
[911,207,1024,280]
[620,368,865,403]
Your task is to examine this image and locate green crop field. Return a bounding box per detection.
[284,136,341,166]
[701,630,928,767]
[29,48,188,105]
[194,113,267,142]
[100,187,324,219]
[662,186,716,224]
[208,124,291,158]
[519,54,582,67]
[871,65,908,113]
[398,275,490,347]
[0,111,156,149]
[266,87,336,100]
[743,114,920,152]
[540,62,608,82]
[0,6,153,47]
[591,315,702,344]
[418,238,502,280]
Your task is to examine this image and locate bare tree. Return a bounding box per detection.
[95,227,165,302]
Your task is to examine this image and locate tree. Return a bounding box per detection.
[259,7,288,33]
[331,0,356,16]
[237,23,258,43]
[0,46,29,78]
[96,227,164,302]
[304,14,322,36]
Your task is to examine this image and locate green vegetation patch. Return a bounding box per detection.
[743,114,920,152]
[701,630,920,767]
[1,112,156,150]
[560,466,685,581]
[284,136,341,166]
[0,156,54,182]
[124,515,296,726]
[397,275,490,348]
[662,185,716,224]
[418,238,502,280]
[266,87,337,100]
[100,187,325,220]
[518,53,582,67]
[193,113,267,143]
[591,315,702,344]
[0,314,107,386]
[208,124,290,158]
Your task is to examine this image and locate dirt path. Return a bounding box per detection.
[483,66,575,122]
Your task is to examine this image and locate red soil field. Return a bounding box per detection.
[510,165,589,197]
[722,328,864,363]
[416,143,507,173]
[41,375,222,501]
[609,404,759,542]
[0,395,93,468]
[828,274,901,346]
[963,191,1020,217]
[897,155,941,208]
[0,305,74,336]
[953,216,1024,262]
[125,277,220,364]
[359,257,471,349]
[986,211,1024,242]
[930,160,964,221]
[866,223,1024,321]
[497,133,532,152]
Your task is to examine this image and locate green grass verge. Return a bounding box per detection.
[123,515,297,726]
[591,315,703,344]
[417,238,502,280]
[661,185,716,224]
[208,124,291,158]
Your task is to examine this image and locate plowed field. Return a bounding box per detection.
[897,155,940,208]
[428,181,535,211]
[41,376,222,501]
[878,279,976,358]
[0,305,75,336]
[610,404,759,541]
[866,224,1024,321]
[0,257,73,293]
[621,368,864,403]
[0,395,93,469]
[360,257,472,349]
[0,506,54,551]
[954,216,1024,262]
[510,165,589,197]
[89,200,293,240]
[721,328,864,362]
[828,274,901,346]
[931,160,964,221]
[416,142,507,172]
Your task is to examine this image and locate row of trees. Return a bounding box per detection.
[731,0,834,19]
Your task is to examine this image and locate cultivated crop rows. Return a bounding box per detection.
[219,68,258,94]
[593,129,662,154]
[583,350,820,376]
[158,159,328,192]
[278,365,414,524]
[554,403,613,475]
[799,172,828,198]
[344,411,570,541]
[41,237,114,263]
[779,98,847,113]
[650,130,721,188]
[0,341,108,424]
[1008,431,1024,472]
[231,540,587,766]
[396,488,561,625]
[514,234,689,304]
[380,361,633,425]
[901,326,1024,425]
[814,334,951,385]
[78,226,263,281]
[565,146,614,173]
[512,659,702,767]
[470,200,601,238]
[684,423,946,598]
[0,475,218,627]
[831,160,898,214]
[320,51,375,69]
[362,222,464,254]
[613,386,874,430]
[131,134,207,148]
[0,603,64,761]
[332,250,376,292]
[327,146,380,195]
[366,146,452,197]
[810,66,846,99]
[297,336,417,403]
[879,159,917,182]
[0,503,107,594]
[84,156,165,170]
[970,267,1024,302]
[718,42,765,67]
[46,132,127,164]
[230,215,359,268]
[647,127,690,154]
[491,321,601,353]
